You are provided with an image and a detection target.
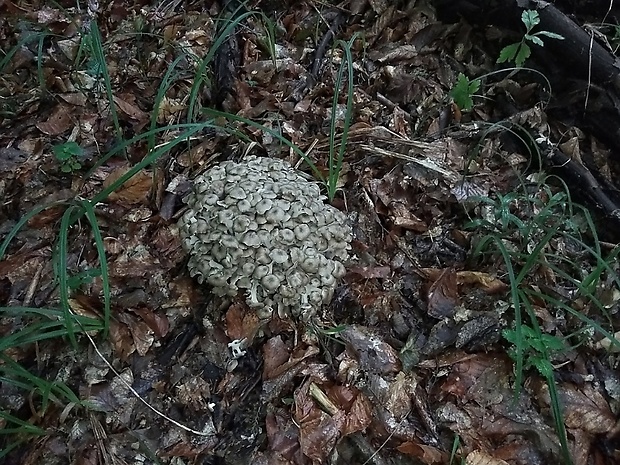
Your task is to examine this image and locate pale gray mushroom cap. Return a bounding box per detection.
[178,156,352,319]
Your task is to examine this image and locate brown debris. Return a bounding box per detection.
[1,1,619,464]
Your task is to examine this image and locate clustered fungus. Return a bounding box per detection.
[178,156,352,319]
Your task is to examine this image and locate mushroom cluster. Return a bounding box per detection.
[178,156,352,319]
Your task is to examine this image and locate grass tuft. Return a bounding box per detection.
[466,174,620,465]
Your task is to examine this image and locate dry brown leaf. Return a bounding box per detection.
[555,384,616,434]
[295,379,345,463]
[104,165,153,205]
[108,242,161,278]
[36,104,73,135]
[265,410,303,463]
[108,319,135,360]
[113,94,148,121]
[264,344,319,381]
[117,311,154,356]
[59,92,87,106]
[389,200,427,231]
[263,336,292,379]
[225,302,261,343]
[466,450,510,465]
[397,441,446,464]
[342,391,373,435]
[130,306,169,338]
[367,371,416,419]
[157,96,186,123]
[163,440,214,460]
[457,271,508,293]
[427,267,459,319]
[441,353,510,399]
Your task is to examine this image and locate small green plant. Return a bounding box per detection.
[503,324,567,377]
[53,141,85,172]
[450,73,481,110]
[504,319,572,464]
[326,33,357,201]
[497,10,564,68]
[65,20,123,146]
[467,175,620,465]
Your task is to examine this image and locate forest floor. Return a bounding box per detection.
[0,1,619,464]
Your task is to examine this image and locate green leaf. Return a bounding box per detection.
[541,334,567,351]
[497,43,520,64]
[67,268,102,289]
[515,42,531,67]
[55,150,72,161]
[531,357,554,377]
[449,73,480,110]
[525,34,545,47]
[503,328,518,345]
[521,10,540,30]
[53,141,82,161]
[468,78,481,93]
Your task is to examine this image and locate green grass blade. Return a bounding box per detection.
[0,32,43,74]
[187,10,256,124]
[78,199,110,335]
[83,122,216,181]
[88,24,122,143]
[327,34,357,201]
[0,202,67,261]
[520,303,572,465]
[90,123,211,205]
[0,411,45,435]
[58,205,78,347]
[479,235,524,393]
[148,53,187,152]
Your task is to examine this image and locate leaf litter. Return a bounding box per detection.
[0,1,619,464]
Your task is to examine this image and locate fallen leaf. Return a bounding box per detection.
[263,336,292,379]
[113,94,148,121]
[104,165,153,205]
[341,325,401,375]
[130,306,169,338]
[427,267,459,319]
[457,271,508,293]
[466,450,510,465]
[36,104,73,135]
[550,383,616,434]
[117,311,154,356]
[295,379,345,463]
[389,201,428,231]
[397,441,446,464]
[265,409,303,462]
[225,302,261,342]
